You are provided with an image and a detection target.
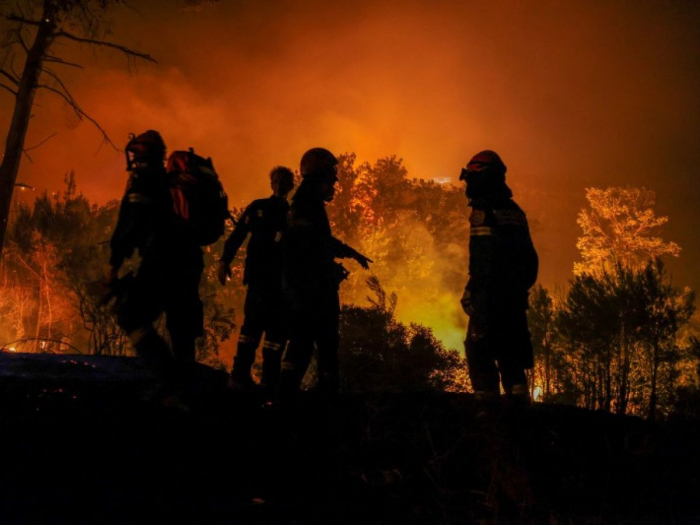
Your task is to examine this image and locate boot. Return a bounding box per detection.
[504,383,532,409]
[473,390,502,426]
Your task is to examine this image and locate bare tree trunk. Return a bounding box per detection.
[34,278,42,352]
[0,13,56,259]
[617,329,631,415]
[544,335,551,399]
[649,339,660,422]
[42,257,52,346]
[604,364,609,412]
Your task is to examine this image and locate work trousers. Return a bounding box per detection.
[464,307,532,394]
[278,286,341,397]
[231,284,288,391]
[115,255,204,374]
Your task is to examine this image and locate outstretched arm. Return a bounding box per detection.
[218,208,251,285]
[329,237,373,269]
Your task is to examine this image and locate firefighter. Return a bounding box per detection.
[218,166,295,394]
[459,150,538,408]
[277,148,372,399]
[107,130,204,388]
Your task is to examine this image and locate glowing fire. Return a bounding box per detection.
[533,386,542,402]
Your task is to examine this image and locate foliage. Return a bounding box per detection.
[197,243,237,368]
[2,157,698,411]
[337,278,468,393]
[672,337,700,420]
[327,153,469,350]
[574,187,680,276]
[527,285,562,400]
[0,175,236,363]
[530,261,695,418]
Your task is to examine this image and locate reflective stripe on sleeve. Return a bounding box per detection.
[470,226,494,237]
[127,194,152,204]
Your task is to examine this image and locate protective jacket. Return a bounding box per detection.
[110,167,170,270]
[283,182,357,292]
[278,180,357,396]
[109,165,204,363]
[110,167,201,270]
[464,195,538,318]
[221,195,289,287]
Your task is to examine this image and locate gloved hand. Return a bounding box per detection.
[460,288,475,316]
[353,252,373,270]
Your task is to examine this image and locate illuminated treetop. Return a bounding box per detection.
[574,187,681,276]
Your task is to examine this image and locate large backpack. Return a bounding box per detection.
[166,148,230,246]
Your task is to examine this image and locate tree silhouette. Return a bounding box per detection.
[0,0,156,259]
[527,285,557,400]
[556,261,694,417]
[636,261,694,421]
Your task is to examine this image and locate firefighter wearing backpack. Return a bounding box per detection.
[218,166,295,394]
[459,150,539,410]
[277,148,372,399]
[108,131,225,390]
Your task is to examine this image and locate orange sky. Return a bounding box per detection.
[2,0,700,290]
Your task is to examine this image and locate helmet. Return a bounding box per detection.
[300,148,338,181]
[126,130,167,164]
[460,150,506,181]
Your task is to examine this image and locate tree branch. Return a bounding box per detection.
[5,14,44,27]
[54,30,157,63]
[0,68,19,85]
[10,51,22,79]
[44,55,84,69]
[38,81,118,151]
[25,132,57,152]
[14,27,29,54]
[0,82,17,96]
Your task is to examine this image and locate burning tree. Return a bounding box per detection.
[2,173,237,361]
[0,0,155,259]
[574,187,680,276]
[327,153,470,351]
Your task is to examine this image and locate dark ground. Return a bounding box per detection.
[0,353,699,524]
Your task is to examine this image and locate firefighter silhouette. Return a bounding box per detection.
[277,148,372,399]
[108,130,204,390]
[459,150,538,408]
[218,166,295,395]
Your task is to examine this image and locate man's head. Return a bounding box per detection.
[270,166,295,198]
[459,150,510,201]
[126,130,166,173]
[300,147,338,202]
